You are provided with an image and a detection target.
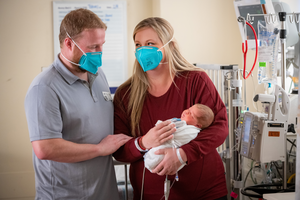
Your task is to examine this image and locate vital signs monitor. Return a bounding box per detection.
[234,0,277,49]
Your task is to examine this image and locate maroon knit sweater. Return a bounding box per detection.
[114,71,228,200]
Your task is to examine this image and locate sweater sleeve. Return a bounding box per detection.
[181,71,228,164]
[112,88,144,163]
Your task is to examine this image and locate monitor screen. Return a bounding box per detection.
[238,4,265,40]
[243,115,252,143]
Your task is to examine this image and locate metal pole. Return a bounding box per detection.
[279,11,287,190]
[295,17,300,200]
[279,12,287,90]
[227,70,243,200]
[296,134,300,200]
[224,70,232,200]
[124,164,128,200]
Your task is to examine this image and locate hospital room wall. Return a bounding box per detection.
[1,0,298,199]
[0,0,255,199]
[0,0,154,199]
[158,0,299,113]
[159,0,258,111]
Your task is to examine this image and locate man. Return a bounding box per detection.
[25,9,131,199]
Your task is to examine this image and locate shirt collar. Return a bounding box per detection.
[53,54,98,85]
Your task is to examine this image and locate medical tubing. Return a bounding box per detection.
[288,139,296,157]
[160,177,177,200]
[250,161,257,184]
[243,21,258,79]
[272,161,282,179]
[164,176,170,200]
[287,174,295,183]
[244,167,253,187]
[140,166,146,200]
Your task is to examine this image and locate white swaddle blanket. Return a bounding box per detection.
[144,119,200,172]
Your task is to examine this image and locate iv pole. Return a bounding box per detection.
[279,11,287,190]
[245,11,300,199]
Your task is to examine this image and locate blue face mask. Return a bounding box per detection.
[78,52,102,74]
[61,31,102,74]
[135,46,163,72]
[135,36,173,72]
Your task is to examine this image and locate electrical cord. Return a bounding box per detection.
[242,161,295,198]
[287,138,297,150]
[250,161,258,184]
[288,139,297,160]
[273,161,283,169]
[287,174,295,183]
[271,161,282,179]
[241,183,294,198]
[244,167,254,187]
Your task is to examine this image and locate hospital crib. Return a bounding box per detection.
[114,160,133,200]
[194,63,243,200]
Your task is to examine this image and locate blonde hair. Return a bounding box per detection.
[116,17,202,137]
[194,104,214,129]
[59,8,107,47]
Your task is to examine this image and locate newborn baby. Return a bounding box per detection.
[144,104,214,172]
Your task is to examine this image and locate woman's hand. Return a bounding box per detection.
[141,120,176,149]
[152,148,187,175]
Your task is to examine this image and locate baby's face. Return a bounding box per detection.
[181,105,201,128]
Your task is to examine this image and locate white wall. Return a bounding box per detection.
[0,0,299,199]
[0,0,153,199]
[159,0,259,112]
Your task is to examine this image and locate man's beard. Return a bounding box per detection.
[74,65,87,73]
[72,55,87,73]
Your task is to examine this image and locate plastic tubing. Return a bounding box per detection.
[287,173,295,183]
[243,21,258,79]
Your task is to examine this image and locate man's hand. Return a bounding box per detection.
[32,134,132,163]
[97,134,132,156]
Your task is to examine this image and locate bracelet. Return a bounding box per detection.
[176,148,186,165]
[134,137,148,152]
[138,136,147,150]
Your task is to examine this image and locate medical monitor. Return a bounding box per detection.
[242,115,251,143]
[234,0,277,49]
[239,112,267,161]
[240,114,252,157]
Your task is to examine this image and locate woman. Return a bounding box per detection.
[113,17,228,200]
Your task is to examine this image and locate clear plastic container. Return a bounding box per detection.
[257,20,279,85]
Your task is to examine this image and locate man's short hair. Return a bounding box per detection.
[59,8,107,47]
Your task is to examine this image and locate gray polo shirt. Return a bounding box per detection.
[25,55,119,200]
